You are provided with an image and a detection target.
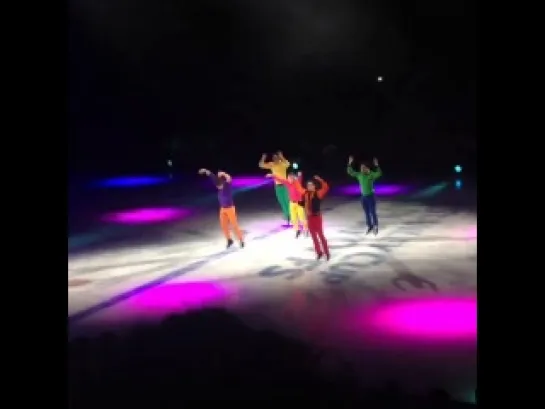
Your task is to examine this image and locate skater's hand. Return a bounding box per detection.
[198,168,210,175]
[297,171,302,177]
[218,171,232,182]
[313,175,321,180]
[265,173,274,178]
[348,155,354,164]
[373,157,379,166]
[261,153,267,159]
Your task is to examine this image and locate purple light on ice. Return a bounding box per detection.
[102,207,190,224]
[367,298,477,341]
[229,176,272,188]
[337,184,409,196]
[126,282,232,316]
[95,175,169,188]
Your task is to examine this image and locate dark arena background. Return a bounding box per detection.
[68,0,476,407]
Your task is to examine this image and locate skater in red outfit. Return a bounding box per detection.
[294,175,330,260]
[266,171,307,238]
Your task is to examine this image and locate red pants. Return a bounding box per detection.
[308,214,329,256]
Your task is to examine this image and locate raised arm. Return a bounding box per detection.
[347,166,360,177]
[277,151,290,167]
[314,176,329,199]
[297,171,303,184]
[294,180,306,195]
[346,155,360,178]
[258,153,272,169]
[371,158,382,179]
[371,167,382,180]
[217,171,232,183]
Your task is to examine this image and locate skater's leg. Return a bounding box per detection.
[361,196,373,232]
[308,215,323,257]
[368,194,378,228]
[296,204,307,232]
[275,184,291,222]
[224,206,244,242]
[289,202,300,231]
[314,214,329,259]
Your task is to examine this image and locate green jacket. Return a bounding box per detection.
[347,166,382,196]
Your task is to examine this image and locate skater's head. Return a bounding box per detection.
[216,173,227,189]
[360,163,371,174]
[287,172,296,182]
[272,154,280,163]
[306,180,316,192]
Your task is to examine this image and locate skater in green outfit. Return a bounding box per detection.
[347,156,382,235]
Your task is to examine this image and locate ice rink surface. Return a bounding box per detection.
[68,176,476,402]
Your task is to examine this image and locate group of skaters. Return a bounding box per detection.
[198,151,382,260]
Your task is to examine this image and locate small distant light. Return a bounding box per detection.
[455,180,462,189]
[292,162,299,170]
[377,76,383,82]
[454,165,462,173]
[167,160,172,167]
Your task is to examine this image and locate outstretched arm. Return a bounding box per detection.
[266,173,288,184]
[217,171,232,183]
[199,168,220,185]
[314,176,329,199]
[209,174,220,185]
[258,153,272,169]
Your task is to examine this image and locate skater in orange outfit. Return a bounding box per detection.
[294,175,330,260]
[266,171,307,238]
[198,168,244,248]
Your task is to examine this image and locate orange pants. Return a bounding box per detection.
[219,206,243,241]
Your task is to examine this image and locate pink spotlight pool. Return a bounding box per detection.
[340,297,477,346]
[102,207,191,225]
[369,298,477,341]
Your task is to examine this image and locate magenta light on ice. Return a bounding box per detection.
[369,298,477,341]
[102,207,191,224]
[127,282,232,315]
